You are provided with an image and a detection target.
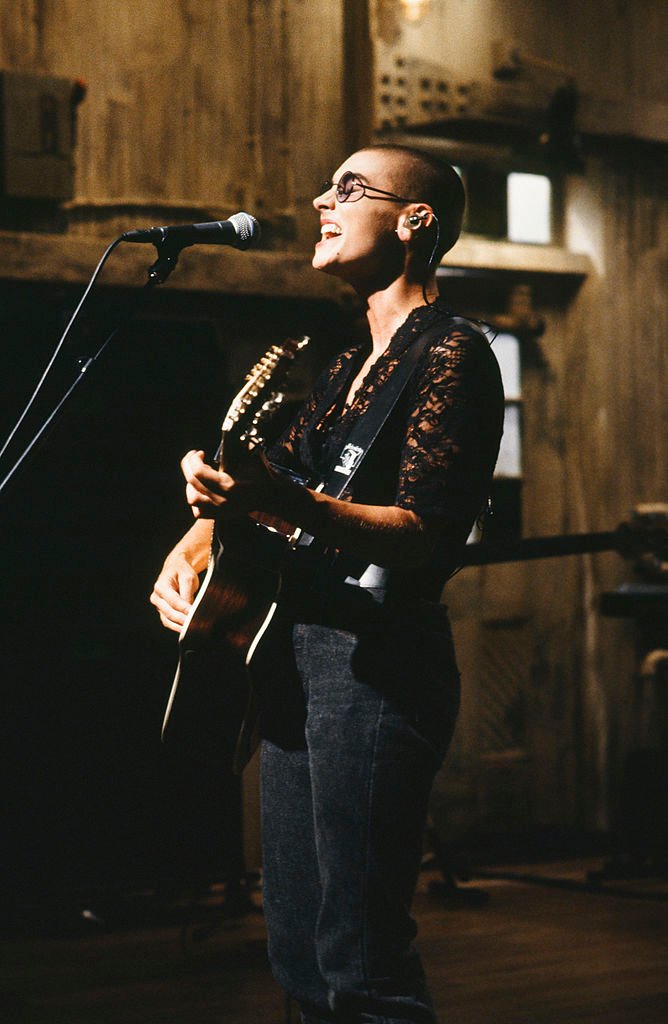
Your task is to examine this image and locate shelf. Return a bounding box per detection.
[438,236,592,306]
[442,235,592,277]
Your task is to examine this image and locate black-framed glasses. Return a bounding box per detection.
[319,170,417,205]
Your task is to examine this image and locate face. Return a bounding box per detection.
[311,149,410,283]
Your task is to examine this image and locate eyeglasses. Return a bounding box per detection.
[319,170,417,205]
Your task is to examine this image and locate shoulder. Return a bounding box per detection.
[416,314,502,389]
[426,314,492,358]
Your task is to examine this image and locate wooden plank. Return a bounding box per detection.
[442,237,593,277]
[0,230,347,300]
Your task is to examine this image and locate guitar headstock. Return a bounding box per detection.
[218,336,309,471]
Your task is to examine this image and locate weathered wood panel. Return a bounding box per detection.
[0,0,346,246]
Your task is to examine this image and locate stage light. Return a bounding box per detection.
[399,0,431,23]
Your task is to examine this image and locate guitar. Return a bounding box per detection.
[161,336,309,771]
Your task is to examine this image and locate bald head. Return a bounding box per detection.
[359,144,465,260]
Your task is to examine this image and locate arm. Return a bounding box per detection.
[181,449,439,569]
[264,475,439,568]
[150,517,213,633]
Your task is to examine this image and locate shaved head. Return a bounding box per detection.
[358,144,465,259]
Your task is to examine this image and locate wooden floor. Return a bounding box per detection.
[1,862,667,1024]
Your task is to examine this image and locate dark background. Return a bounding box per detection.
[0,276,349,910]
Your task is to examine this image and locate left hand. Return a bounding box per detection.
[181,448,278,520]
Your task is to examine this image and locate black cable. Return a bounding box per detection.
[0,235,170,497]
[0,236,124,467]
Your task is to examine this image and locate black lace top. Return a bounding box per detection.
[266,300,505,596]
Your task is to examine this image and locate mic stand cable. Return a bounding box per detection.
[0,237,183,499]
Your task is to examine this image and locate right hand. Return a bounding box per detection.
[150,554,200,633]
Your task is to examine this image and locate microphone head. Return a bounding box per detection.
[229,211,261,250]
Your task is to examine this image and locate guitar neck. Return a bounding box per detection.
[248,510,299,540]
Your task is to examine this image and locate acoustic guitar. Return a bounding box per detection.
[161,336,309,770]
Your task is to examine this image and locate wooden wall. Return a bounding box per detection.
[0,0,666,861]
[0,0,345,243]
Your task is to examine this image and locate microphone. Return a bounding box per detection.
[120,211,260,249]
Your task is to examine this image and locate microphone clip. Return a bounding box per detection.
[147,239,183,284]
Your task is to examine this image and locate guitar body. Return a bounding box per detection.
[161,337,309,771]
[179,520,286,660]
[161,519,292,770]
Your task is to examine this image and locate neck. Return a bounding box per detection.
[364,276,438,354]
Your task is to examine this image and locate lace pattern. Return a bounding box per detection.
[266,300,504,530]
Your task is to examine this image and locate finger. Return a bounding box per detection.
[186,481,208,505]
[182,451,236,494]
[151,578,193,616]
[183,468,217,498]
[181,450,216,485]
[183,470,228,508]
[150,592,189,629]
[159,612,185,634]
[181,448,206,468]
[178,575,199,604]
[150,594,188,625]
[186,483,219,516]
[173,566,200,603]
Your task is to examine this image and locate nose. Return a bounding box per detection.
[313,181,336,211]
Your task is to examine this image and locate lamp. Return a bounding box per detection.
[399,0,431,23]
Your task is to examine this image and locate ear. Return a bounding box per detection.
[395,204,435,241]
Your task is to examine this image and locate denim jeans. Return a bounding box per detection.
[259,584,460,1024]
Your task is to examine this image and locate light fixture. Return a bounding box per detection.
[399,0,431,23]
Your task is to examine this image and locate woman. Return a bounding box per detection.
[151,144,504,1024]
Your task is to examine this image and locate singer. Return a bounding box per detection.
[151,144,504,1024]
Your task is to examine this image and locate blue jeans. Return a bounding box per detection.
[259,585,460,1024]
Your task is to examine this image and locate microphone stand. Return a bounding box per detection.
[0,239,184,499]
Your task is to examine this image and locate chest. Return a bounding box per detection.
[343,353,380,409]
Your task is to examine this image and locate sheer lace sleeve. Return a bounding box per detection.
[396,324,504,526]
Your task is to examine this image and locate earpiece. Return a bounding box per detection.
[405,213,427,229]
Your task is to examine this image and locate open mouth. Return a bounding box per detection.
[317,222,342,244]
